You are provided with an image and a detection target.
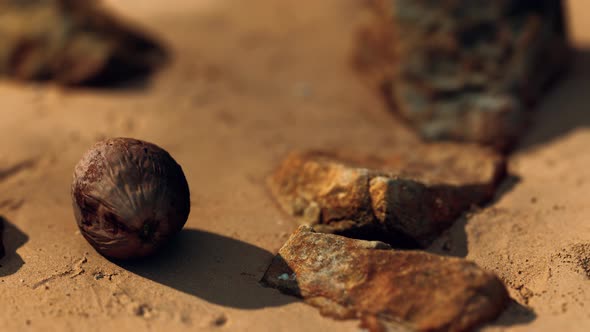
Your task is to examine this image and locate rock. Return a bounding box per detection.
[0,216,5,259]
[268,145,505,247]
[354,0,569,150]
[0,0,168,85]
[261,226,509,332]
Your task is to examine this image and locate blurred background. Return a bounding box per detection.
[0,1,589,331]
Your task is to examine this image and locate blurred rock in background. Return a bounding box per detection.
[0,0,168,86]
[355,0,570,150]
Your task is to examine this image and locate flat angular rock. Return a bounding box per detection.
[354,0,569,150]
[0,0,168,85]
[262,226,509,332]
[268,145,505,247]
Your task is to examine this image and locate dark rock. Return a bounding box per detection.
[261,226,509,332]
[0,216,5,259]
[0,0,168,86]
[268,145,505,247]
[354,0,569,150]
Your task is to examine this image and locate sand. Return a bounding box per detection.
[0,0,588,331]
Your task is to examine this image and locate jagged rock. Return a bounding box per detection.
[354,0,569,150]
[0,216,5,259]
[262,226,509,332]
[0,0,168,85]
[268,145,505,247]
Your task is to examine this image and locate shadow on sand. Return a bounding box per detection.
[0,216,29,277]
[517,49,590,152]
[484,300,538,329]
[116,229,295,309]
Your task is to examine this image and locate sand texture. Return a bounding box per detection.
[0,0,589,331]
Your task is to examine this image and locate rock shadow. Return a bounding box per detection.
[116,229,296,309]
[77,38,170,90]
[427,174,521,258]
[427,215,470,258]
[487,174,522,206]
[425,174,536,330]
[0,216,29,277]
[517,49,590,152]
[483,300,537,329]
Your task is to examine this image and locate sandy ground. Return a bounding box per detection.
[0,0,588,331]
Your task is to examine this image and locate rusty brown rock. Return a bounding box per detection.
[354,0,569,150]
[0,0,168,85]
[268,145,505,247]
[262,226,509,332]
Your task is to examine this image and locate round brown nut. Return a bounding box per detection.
[71,138,190,259]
